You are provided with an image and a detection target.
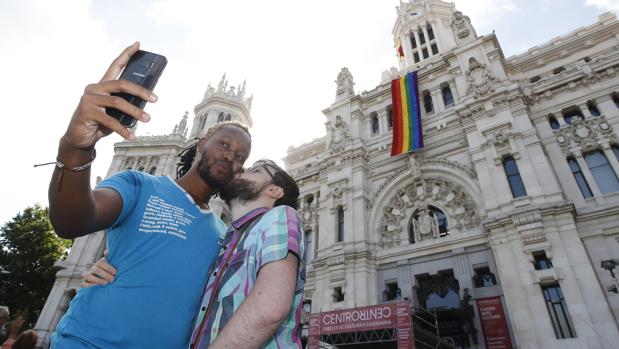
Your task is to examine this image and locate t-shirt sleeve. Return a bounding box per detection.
[95,170,142,226]
[256,206,304,271]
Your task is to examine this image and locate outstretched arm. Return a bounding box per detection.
[49,42,156,238]
[209,253,299,349]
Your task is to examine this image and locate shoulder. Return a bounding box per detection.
[263,205,301,224]
[97,170,164,188]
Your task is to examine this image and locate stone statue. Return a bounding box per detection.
[451,11,476,41]
[466,57,496,97]
[217,73,227,92]
[328,115,350,153]
[412,208,439,242]
[335,67,355,100]
[408,152,422,179]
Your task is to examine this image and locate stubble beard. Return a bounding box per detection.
[196,153,232,191]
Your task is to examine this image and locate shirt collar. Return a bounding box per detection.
[231,207,269,230]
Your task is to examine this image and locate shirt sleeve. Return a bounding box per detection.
[95,170,142,226]
[256,205,304,271]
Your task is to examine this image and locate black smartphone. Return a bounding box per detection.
[106,50,167,127]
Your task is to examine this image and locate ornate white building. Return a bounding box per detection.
[33,75,253,348]
[35,1,619,348]
[285,1,619,348]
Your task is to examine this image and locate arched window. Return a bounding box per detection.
[584,150,619,194]
[387,105,393,130]
[423,90,434,113]
[137,166,145,172]
[371,113,379,135]
[587,101,600,117]
[305,194,314,206]
[567,157,593,198]
[225,113,232,121]
[562,107,584,124]
[217,112,224,123]
[148,167,157,175]
[442,85,454,108]
[336,207,344,242]
[502,156,527,198]
[548,115,560,130]
[427,23,435,40]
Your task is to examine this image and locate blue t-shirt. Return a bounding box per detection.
[51,171,226,349]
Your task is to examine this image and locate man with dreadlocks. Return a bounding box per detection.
[47,42,251,349]
[85,159,306,349]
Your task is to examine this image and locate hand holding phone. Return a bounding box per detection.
[106,50,167,127]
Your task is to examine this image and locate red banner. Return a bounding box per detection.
[307,302,414,349]
[476,297,513,349]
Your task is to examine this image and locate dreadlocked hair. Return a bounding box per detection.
[175,121,251,179]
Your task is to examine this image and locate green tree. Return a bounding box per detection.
[0,205,72,329]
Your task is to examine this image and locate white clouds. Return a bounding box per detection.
[585,0,619,11]
[452,0,520,29]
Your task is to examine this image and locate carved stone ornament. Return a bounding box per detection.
[328,115,350,153]
[335,67,355,100]
[378,178,479,248]
[554,115,617,155]
[466,57,496,98]
[328,180,349,213]
[412,208,440,242]
[450,11,476,41]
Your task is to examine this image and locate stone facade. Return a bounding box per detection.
[285,1,619,348]
[33,75,252,348]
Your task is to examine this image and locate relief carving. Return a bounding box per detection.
[466,57,496,98]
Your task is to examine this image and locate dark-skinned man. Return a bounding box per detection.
[47,42,252,349]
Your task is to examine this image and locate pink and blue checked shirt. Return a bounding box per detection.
[189,206,305,349]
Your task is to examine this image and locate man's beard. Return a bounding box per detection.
[220,178,270,207]
[196,153,233,191]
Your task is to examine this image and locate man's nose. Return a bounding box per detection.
[222,148,233,162]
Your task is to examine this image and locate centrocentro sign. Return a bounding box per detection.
[320,304,395,334]
[308,301,414,349]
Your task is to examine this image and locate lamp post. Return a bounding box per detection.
[601,260,619,294]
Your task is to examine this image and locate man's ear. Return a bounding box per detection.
[266,185,284,200]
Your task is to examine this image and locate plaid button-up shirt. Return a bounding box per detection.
[190,206,305,349]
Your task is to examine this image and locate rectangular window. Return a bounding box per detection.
[542,284,576,339]
[304,230,312,264]
[333,287,344,303]
[533,251,553,270]
[418,30,426,44]
[413,52,420,63]
[584,150,619,194]
[503,156,527,198]
[387,107,393,130]
[431,43,438,55]
[473,266,497,287]
[422,47,429,59]
[385,282,401,301]
[410,35,417,49]
[567,158,593,198]
[613,145,619,161]
[337,207,344,242]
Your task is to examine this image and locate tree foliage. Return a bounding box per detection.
[0,205,72,328]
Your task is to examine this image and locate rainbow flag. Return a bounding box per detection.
[391,71,423,156]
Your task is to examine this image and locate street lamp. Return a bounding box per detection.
[601,260,619,294]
